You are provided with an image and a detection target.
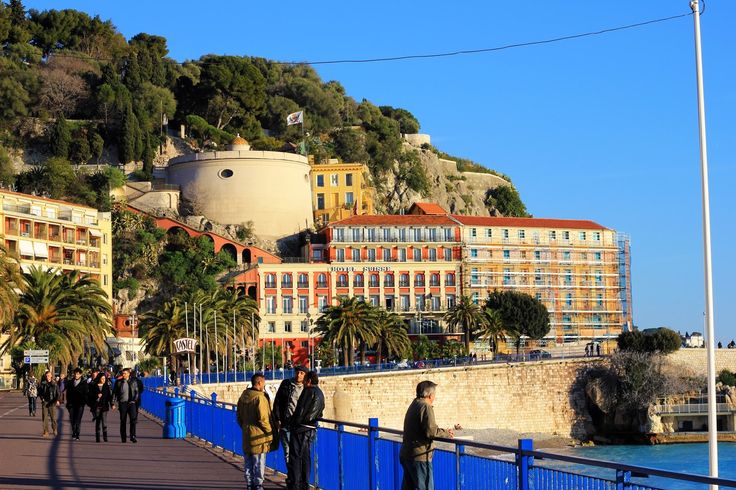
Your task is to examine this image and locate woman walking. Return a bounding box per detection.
[87,373,113,442]
[25,375,38,416]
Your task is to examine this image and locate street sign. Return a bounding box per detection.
[27,356,49,364]
[23,356,30,364]
[23,349,49,357]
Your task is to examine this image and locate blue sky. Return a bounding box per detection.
[25,1,736,342]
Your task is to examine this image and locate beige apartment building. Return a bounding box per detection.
[0,190,113,301]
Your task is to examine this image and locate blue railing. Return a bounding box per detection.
[139,387,736,489]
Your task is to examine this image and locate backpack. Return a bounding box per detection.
[27,381,37,398]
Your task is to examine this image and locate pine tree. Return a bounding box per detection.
[119,105,136,163]
[50,115,71,159]
[70,131,91,164]
[89,131,104,163]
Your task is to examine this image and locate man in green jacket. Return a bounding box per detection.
[399,380,454,490]
[237,373,275,490]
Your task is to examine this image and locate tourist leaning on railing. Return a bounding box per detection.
[400,380,454,490]
[273,364,307,481]
[288,371,325,490]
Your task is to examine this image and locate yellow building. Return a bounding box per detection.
[0,190,113,302]
[310,159,375,227]
[453,215,632,344]
[0,335,13,389]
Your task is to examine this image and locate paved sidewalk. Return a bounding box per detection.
[0,391,285,489]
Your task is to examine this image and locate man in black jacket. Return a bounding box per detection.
[273,365,307,473]
[287,371,324,490]
[65,368,88,441]
[38,371,60,437]
[113,368,140,443]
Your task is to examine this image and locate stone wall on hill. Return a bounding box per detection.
[667,349,736,376]
[200,358,600,439]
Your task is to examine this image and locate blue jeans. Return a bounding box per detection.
[244,452,266,490]
[400,459,434,490]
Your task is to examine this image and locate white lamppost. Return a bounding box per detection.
[690,1,718,486]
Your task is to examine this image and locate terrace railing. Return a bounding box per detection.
[139,386,736,490]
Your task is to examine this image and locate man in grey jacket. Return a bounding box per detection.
[399,380,453,490]
[273,365,307,476]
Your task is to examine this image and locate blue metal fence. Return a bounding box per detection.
[139,387,736,489]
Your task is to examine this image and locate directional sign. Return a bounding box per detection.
[23,356,30,364]
[28,356,49,364]
[23,349,49,357]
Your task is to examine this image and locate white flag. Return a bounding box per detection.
[286,111,304,126]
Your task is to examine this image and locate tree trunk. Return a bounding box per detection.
[377,340,383,365]
[360,340,366,365]
[464,322,471,355]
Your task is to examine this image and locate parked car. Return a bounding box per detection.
[528,349,552,360]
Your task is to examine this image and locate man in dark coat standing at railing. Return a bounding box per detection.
[399,380,454,490]
[274,365,307,480]
[287,371,324,490]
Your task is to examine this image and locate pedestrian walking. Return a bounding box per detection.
[38,371,60,437]
[113,368,140,443]
[596,343,601,356]
[58,373,67,404]
[65,368,88,441]
[287,371,324,490]
[399,380,454,490]
[25,375,38,416]
[87,373,113,442]
[273,365,307,478]
[237,373,277,490]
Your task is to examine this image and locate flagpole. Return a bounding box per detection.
[690,1,718,488]
[185,302,190,384]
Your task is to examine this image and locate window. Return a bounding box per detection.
[470,228,477,238]
[266,296,276,314]
[565,293,573,307]
[398,228,407,241]
[430,273,440,287]
[346,173,353,186]
[385,295,395,310]
[383,228,392,241]
[563,231,570,241]
[301,320,309,333]
[415,273,424,287]
[534,269,542,284]
[413,248,421,262]
[597,293,604,307]
[298,274,308,287]
[284,321,292,333]
[399,273,410,287]
[299,296,308,313]
[503,229,510,240]
[354,274,364,287]
[336,249,345,262]
[579,231,587,241]
[400,295,411,311]
[265,274,276,288]
[593,232,601,241]
[563,251,571,262]
[564,270,573,286]
[413,228,422,241]
[316,194,325,210]
[384,274,394,287]
[534,250,541,261]
[370,295,380,307]
[46,208,57,219]
[382,248,391,262]
[549,230,557,241]
[367,248,376,262]
[316,175,325,187]
[471,268,479,285]
[267,322,275,333]
[447,294,456,309]
[470,249,478,258]
[345,192,354,205]
[536,292,542,302]
[352,249,361,262]
[428,228,437,241]
[428,248,437,261]
[282,296,293,313]
[503,268,511,285]
[444,228,453,241]
[317,273,327,287]
[485,228,492,238]
[352,228,361,241]
[335,228,345,242]
[103,275,108,286]
[503,250,511,260]
[318,295,328,311]
[595,270,603,285]
[282,274,292,288]
[594,252,602,262]
[415,295,426,311]
[369,274,379,287]
[399,249,407,262]
[471,293,480,305]
[366,228,375,242]
[518,229,526,240]
[444,248,452,261]
[431,296,441,311]
[445,273,455,286]
[330,174,339,186]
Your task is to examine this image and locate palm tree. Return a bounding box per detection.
[374,309,410,364]
[443,295,488,354]
[476,308,513,356]
[0,242,23,329]
[1,267,112,369]
[316,297,377,366]
[141,299,186,374]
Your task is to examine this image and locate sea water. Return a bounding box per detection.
[543,443,736,489]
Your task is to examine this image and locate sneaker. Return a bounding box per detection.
[53,430,57,436]
[130,437,137,443]
[42,432,48,437]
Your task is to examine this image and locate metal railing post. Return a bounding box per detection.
[455,443,465,490]
[314,420,320,489]
[517,439,533,490]
[616,469,631,490]
[337,424,345,490]
[368,418,379,490]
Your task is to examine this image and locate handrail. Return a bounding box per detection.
[146,388,736,488]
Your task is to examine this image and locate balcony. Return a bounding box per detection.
[384,281,395,288]
[264,282,276,289]
[337,281,349,288]
[398,281,410,288]
[316,282,328,288]
[297,281,309,288]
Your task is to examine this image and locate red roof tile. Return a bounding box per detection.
[451,215,607,230]
[329,214,457,226]
[408,202,448,215]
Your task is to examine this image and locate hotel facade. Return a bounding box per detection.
[235,203,632,364]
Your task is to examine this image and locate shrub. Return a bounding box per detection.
[617,328,681,354]
[719,369,736,386]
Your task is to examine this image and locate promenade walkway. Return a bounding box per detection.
[0,391,285,489]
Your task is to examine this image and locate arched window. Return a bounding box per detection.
[445,273,455,286]
[369,274,379,287]
[298,273,308,287]
[282,273,292,287]
[337,274,348,287]
[265,273,276,288]
[400,273,410,287]
[317,273,327,287]
[354,274,364,287]
[384,274,395,287]
[430,273,440,286]
[415,273,425,286]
